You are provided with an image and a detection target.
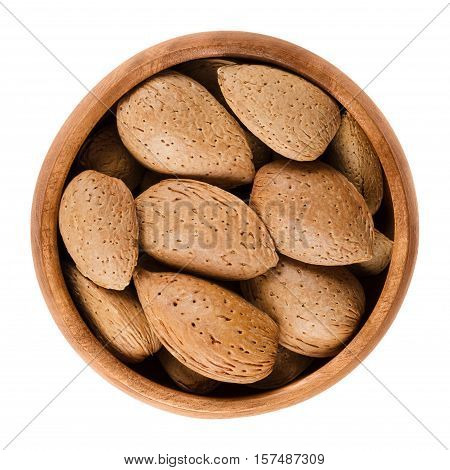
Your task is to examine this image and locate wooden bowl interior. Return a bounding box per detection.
[59,56,393,399]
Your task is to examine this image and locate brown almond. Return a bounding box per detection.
[77,123,144,190]
[325,111,383,214]
[250,160,374,265]
[177,58,236,108]
[218,64,341,161]
[248,346,313,390]
[242,255,365,357]
[178,59,272,169]
[65,264,161,363]
[351,229,393,276]
[133,268,279,383]
[135,179,278,280]
[117,71,254,188]
[59,170,139,290]
[158,348,219,394]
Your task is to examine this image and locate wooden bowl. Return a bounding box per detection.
[31,32,418,418]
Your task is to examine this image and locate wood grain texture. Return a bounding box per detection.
[31,31,418,418]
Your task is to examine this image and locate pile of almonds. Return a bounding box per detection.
[59,60,393,394]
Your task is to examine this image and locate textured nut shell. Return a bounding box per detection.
[65,264,161,363]
[242,255,365,357]
[59,170,139,290]
[177,59,272,169]
[177,58,236,108]
[116,71,254,188]
[78,124,144,190]
[250,160,374,265]
[135,179,278,280]
[248,346,313,390]
[326,111,383,214]
[133,268,279,383]
[158,348,219,394]
[218,64,341,161]
[352,229,393,276]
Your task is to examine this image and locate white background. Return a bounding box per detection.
[1,0,449,468]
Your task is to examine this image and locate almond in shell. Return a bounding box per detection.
[59,170,139,290]
[177,58,236,109]
[158,348,219,394]
[65,264,161,363]
[242,255,365,357]
[135,179,278,280]
[77,123,144,190]
[218,64,341,161]
[351,229,393,276]
[248,346,313,390]
[177,59,272,169]
[117,71,254,188]
[133,268,279,384]
[325,111,383,214]
[250,160,374,265]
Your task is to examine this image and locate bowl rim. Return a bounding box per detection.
[31,31,419,418]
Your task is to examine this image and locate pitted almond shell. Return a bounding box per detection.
[59,170,139,290]
[135,178,278,280]
[250,159,374,266]
[133,268,279,384]
[116,70,254,188]
[351,229,393,276]
[177,58,236,109]
[65,264,160,363]
[77,123,144,190]
[242,255,365,357]
[248,346,313,390]
[325,111,383,214]
[177,59,272,169]
[158,348,219,394]
[218,64,341,161]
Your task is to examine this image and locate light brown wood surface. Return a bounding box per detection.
[31,31,419,418]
